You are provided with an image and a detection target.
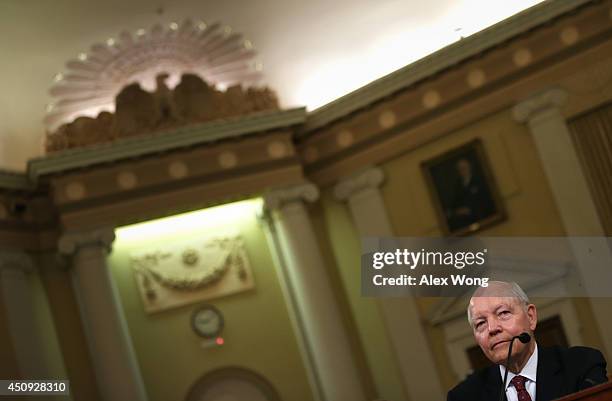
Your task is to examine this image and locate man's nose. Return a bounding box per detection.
[487,319,501,335]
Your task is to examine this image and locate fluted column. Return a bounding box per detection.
[59,228,148,401]
[0,252,52,379]
[513,88,606,235]
[335,167,444,401]
[513,88,612,355]
[264,184,367,401]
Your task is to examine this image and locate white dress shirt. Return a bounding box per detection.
[499,343,538,401]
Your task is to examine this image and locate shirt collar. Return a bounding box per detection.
[499,342,538,389]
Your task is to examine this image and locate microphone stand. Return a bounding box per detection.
[499,338,517,401]
[498,333,531,401]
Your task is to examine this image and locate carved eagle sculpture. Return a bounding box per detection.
[45,73,280,153]
[113,83,161,138]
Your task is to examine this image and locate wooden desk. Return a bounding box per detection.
[554,382,612,401]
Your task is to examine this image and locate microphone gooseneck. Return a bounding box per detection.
[498,332,531,401]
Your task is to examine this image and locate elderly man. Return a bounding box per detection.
[447,281,608,401]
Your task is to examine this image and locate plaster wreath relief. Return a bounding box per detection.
[129,234,254,313]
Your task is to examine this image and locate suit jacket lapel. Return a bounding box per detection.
[486,366,505,401]
[537,347,564,401]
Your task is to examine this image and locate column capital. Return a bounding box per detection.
[512,87,568,123]
[58,227,115,256]
[0,252,35,273]
[264,183,319,210]
[334,167,385,201]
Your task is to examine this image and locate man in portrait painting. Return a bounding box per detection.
[446,157,495,232]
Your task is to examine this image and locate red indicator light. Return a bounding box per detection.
[215,337,224,345]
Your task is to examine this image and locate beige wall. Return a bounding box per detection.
[109,200,313,401]
[374,106,605,389]
[306,57,612,391]
[308,101,610,395]
[381,109,565,238]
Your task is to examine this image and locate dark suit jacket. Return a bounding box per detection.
[447,346,608,401]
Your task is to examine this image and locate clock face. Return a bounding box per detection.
[191,305,224,338]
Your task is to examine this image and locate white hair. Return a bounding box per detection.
[467,281,530,327]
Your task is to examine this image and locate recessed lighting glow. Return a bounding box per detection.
[115,198,263,242]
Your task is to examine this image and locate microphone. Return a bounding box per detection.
[517,332,531,344]
[498,332,531,401]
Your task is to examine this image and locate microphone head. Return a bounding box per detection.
[517,332,531,344]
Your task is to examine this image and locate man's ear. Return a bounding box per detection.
[527,304,537,331]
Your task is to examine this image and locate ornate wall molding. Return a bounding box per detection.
[185,367,282,401]
[0,170,33,191]
[263,183,319,210]
[512,87,568,123]
[296,0,612,185]
[31,108,305,181]
[46,74,279,153]
[129,233,254,313]
[334,167,385,201]
[2,0,612,250]
[58,228,116,255]
[301,0,593,133]
[563,54,612,97]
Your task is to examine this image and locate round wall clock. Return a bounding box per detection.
[191,305,224,339]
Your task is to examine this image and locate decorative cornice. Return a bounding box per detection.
[512,87,568,123]
[46,74,280,153]
[334,167,385,201]
[263,183,319,210]
[0,251,35,273]
[300,0,593,134]
[28,107,306,181]
[58,227,116,255]
[0,169,34,191]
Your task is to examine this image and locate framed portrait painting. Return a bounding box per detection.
[422,139,505,235]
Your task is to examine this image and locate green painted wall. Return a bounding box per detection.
[314,191,408,401]
[109,199,313,401]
